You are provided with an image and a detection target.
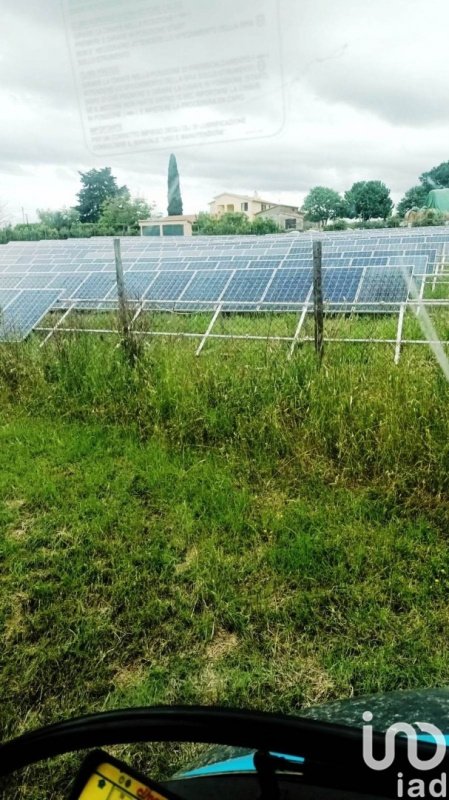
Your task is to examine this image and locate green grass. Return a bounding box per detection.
[2,328,449,796]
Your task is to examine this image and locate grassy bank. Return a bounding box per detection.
[1,334,449,795]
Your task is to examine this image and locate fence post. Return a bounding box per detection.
[394,302,406,365]
[114,237,137,364]
[313,240,324,363]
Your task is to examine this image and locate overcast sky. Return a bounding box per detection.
[2,0,449,223]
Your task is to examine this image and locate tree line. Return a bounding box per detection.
[0,155,185,243]
[302,160,449,228]
[1,157,448,244]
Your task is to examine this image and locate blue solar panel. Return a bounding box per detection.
[0,230,446,332]
[145,272,193,304]
[73,274,116,301]
[0,275,23,289]
[222,269,274,306]
[0,289,18,310]
[178,271,232,307]
[0,290,60,341]
[282,259,313,269]
[187,260,220,270]
[157,260,189,271]
[48,274,85,295]
[323,268,363,302]
[351,257,388,267]
[388,255,429,273]
[121,272,156,300]
[253,259,283,269]
[263,269,312,306]
[17,273,54,290]
[358,268,411,306]
[71,272,116,309]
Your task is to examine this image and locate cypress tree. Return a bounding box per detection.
[167,154,183,216]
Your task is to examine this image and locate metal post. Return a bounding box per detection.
[195,303,222,356]
[114,238,130,337]
[288,302,309,360]
[39,304,74,347]
[394,302,406,365]
[114,237,140,364]
[313,240,324,363]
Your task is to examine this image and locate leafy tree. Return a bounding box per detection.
[396,185,428,217]
[302,187,347,227]
[420,161,449,190]
[193,212,279,236]
[194,212,250,235]
[167,154,183,216]
[325,218,347,231]
[76,168,127,223]
[345,181,393,221]
[98,194,153,235]
[37,207,80,231]
[250,217,281,234]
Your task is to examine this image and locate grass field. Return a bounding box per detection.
[2,324,449,796]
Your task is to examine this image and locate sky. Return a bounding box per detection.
[1,0,449,223]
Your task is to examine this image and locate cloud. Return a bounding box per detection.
[1,0,449,222]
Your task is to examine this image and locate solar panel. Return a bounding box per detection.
[145,272,193,304]
[0,275,23,289]
[187,260,220,270]
[73,274,116,301]
[357,267,411,308]
[0,229,447,336]
[222,269,274,308]
[0,289,19,310]
[121,272,156,300]
[17,273,55,290]
[323,268,363,302]
[263,269,312,307]
[0,290,60,341]
[178,271,233,307]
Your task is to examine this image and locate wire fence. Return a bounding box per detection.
[33,239,449,365]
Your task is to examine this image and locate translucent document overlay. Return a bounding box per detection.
[63,0,284,154]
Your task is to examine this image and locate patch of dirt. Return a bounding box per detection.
[175,546,199,574]
[206,629,239,662]
[5,498,27,511]
[3,591,29,642]
[7,516,34,542]
[113,662,146,691]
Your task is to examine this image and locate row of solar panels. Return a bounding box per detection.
[0,256,431,290]
[70,265,418,309]
[0,266,417,340]
[0,247,439,274]
[1,240,446,265]
[0,227,446,341]
[2,230,448,254]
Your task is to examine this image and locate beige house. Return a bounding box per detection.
[209,192,276,220]
[209,192,304,230]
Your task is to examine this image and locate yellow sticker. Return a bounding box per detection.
[78,761,170,800]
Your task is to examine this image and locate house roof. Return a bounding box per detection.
[254,205,303,217]
[139,215,197,224]
[210,192,277,205]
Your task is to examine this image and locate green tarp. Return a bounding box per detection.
[426,189,449,212]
